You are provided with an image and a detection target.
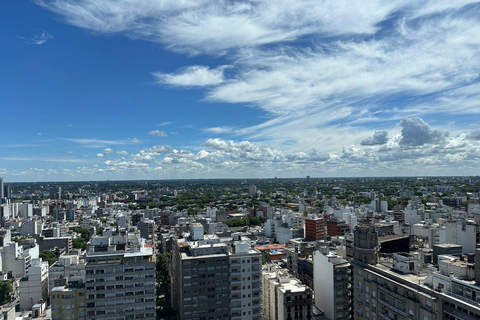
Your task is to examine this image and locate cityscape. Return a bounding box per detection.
[3,0,480,319]
[0,177,480,319]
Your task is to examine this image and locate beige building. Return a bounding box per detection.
[51,279,86,320]
[262,264,314,320]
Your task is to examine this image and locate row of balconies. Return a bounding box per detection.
[378,299,407,317]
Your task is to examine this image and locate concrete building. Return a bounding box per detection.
[249,185,257,197]
[19,258,49,310]
[51,279,86,320]
[85,235,156,320]
[349,225,440,320]
[49,255,86,293]
[0,242,30,278]
[229,236,263,320]
[276,226,303,244]
[262,264,314,320]
[171,224,231,320]
[137,218,155,241]
[313,248,352,320]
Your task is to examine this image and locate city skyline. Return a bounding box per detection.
[2,1,480,181]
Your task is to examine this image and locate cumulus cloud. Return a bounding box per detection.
[399,117,447,147]
[467,129,480,140]
[148,130,167,137]
[132,138,142,144]
[153,66,226,87]
[103,148,113,155]
[97,153,104,158]
[361,130,389,146]
[116,150,129,155]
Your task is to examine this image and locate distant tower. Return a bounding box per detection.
[0,178,4,199]
[249,184,257,196]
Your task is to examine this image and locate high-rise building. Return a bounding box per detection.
[349,225,440,320]
[171,224,231,320]
[19,258,49,310]
[0,177,3,199]
[313,248,352,320]
[84,235,156,320]
[229,237,262,320]
[249,184,257,197]
[262,264,314,320]
[304,213,325,241]
[171,224,263,320]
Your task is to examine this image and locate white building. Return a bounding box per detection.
[0,242,29,278]
[19,258,49,310]
[49,255,86,293]
[229,237,262,320]
[276,226,302,244]
[313,248,352,320]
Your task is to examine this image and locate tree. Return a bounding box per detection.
[69,227,92,241]
[72,237,86,250]
[70,226,92,250]
[0,281,13,305]
[156,253,175,318]
[39,250,58,266]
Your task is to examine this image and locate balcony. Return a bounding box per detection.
[379,300,406,317]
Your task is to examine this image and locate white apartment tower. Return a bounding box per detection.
[313,248,352,320]
[229,236,262,320]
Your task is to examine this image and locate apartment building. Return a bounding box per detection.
[84,234,156,320]
[171,224,231,320]
[229,238,262,320]
[313,248,352,320]
[51,279,86,320]
[262,264,314,320]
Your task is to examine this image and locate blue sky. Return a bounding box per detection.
[2,0,480,181]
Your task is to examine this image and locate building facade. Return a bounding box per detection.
[84,235,156,320]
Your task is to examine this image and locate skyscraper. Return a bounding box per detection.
[0,178,4,199]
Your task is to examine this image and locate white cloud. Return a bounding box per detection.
[202,126,237,134]
[63,138,137,147]
[153,66,226,87]
[116,150,129,155]
[148,130,167,137]
[97,153,104,158]
[132,138,142,144]
[29,0,480,179]
[20,30,53,45]
[103,148,113,154]
[157,121,173,127]
[34,0,409,54]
